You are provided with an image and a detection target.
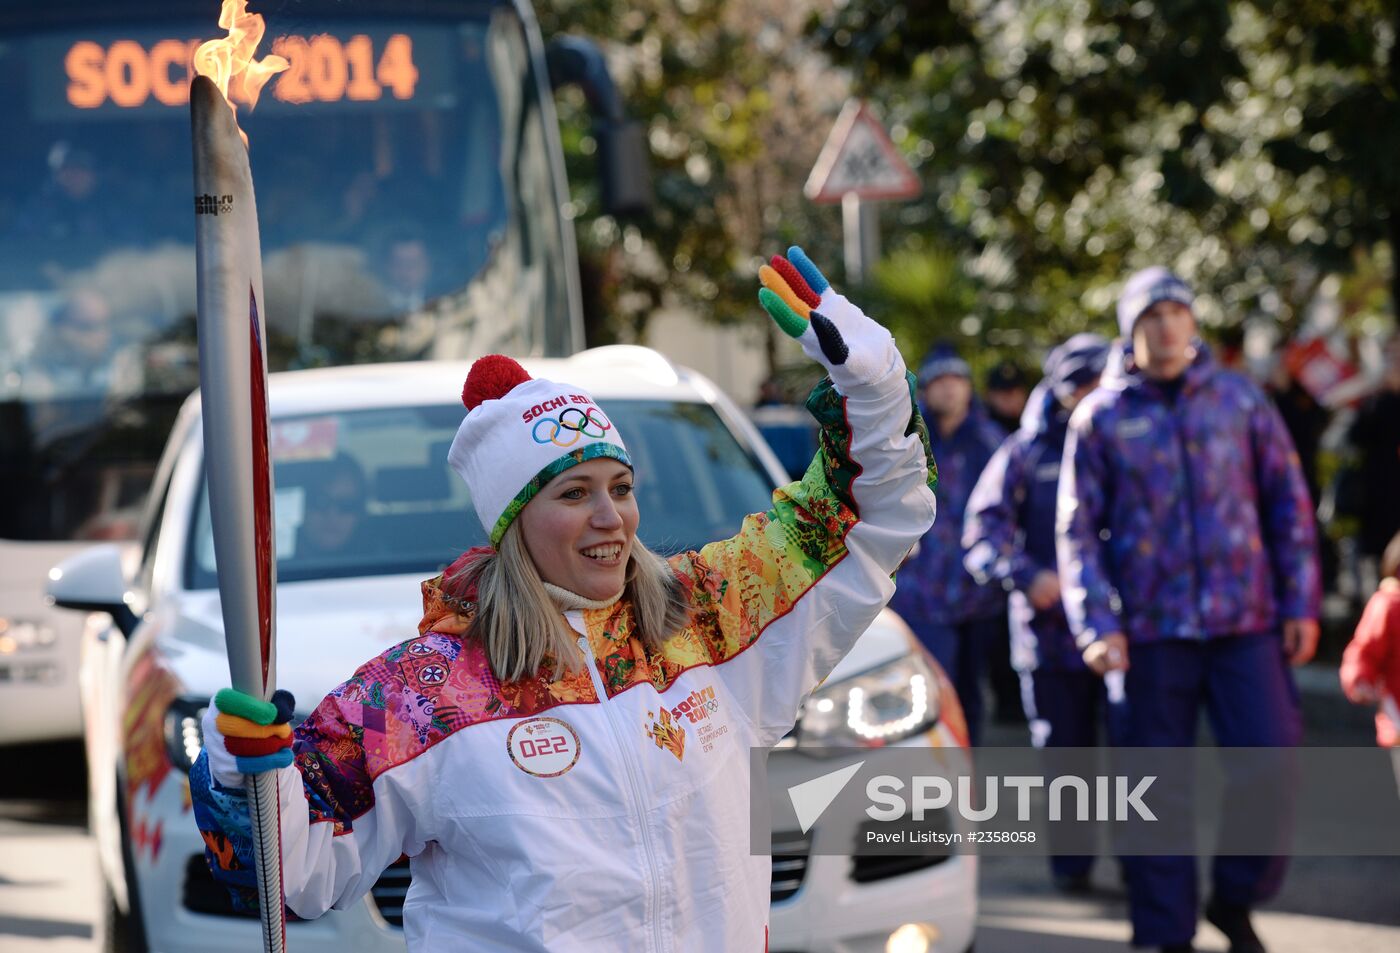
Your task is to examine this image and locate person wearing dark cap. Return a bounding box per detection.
[964,333,1110,892]
[1057,267,1320,953]
[979,359,1034,724]
[890,343,1007,745]
[984,359,1030,434]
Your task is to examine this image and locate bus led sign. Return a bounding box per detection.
[63,33,419,111]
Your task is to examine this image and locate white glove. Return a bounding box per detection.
[758,246,900,390]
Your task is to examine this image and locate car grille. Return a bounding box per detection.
[370,856,412,927]
[182,854,303,921]
[769,830,811,903]
[849,813,954,884]
[372,835,812,924]
[183,854,255,918]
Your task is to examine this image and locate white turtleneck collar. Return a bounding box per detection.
[543,581,624,612]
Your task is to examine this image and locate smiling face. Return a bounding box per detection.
[517,458,639,600]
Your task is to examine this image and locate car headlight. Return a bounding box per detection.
[798,652,940,748]
[164,696,207,774]
[0,617,58,654]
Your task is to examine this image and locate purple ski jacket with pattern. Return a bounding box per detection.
[892,404,1006,629]
[1056,344,1320,648]
[964,383,1086,670]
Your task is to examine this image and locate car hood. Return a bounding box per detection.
[155,574,428,707]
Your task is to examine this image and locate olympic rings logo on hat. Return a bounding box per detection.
[532,407,613,447]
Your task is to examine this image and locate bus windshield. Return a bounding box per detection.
[0,1,577,543]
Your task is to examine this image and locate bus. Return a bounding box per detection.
[0,0,646,745]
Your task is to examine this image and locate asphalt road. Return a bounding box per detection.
[3,667,1399,953]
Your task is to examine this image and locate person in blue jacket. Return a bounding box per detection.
[1057,268,1321,953]
[891,344,1007,745]
[963,332,1110,891]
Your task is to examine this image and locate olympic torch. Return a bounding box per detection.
[189,4,288,951]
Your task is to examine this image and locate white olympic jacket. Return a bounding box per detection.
[192,353,937,952]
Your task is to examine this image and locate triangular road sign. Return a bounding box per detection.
[805,99,921,204]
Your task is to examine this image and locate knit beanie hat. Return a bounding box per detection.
[1044,333,1110,402]
[1117,266,1194,339]
[447,356,630,547]
[917,342,972,386]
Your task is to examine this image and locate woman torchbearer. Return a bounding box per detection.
[190,247,937,950]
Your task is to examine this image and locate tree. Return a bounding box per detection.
[809,0,1396,362]
[539,0,850,363]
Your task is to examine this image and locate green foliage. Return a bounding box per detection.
[546,0,1396,360]
[538,0,843,350]
[811,0,1397,346]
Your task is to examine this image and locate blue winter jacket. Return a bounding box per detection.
[1056,344,1321,647]
[964,383,1086,670]
[892,404,1006,629]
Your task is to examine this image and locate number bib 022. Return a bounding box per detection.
[505,717,581,778]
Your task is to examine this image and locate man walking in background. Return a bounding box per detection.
[892,344,1006,745]
[980,358,1033,723]
[1057,267,1320,953]
[964,333,1110,892]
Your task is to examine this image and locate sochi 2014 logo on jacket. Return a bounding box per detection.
[506,717,581,778]
[671,685,720,724]
[646,685,725,762]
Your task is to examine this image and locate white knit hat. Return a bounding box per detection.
[447,356,630,547]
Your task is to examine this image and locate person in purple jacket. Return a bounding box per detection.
[891,344,1007,745]
[1057,267,1321,953]
[964,332,1110,892]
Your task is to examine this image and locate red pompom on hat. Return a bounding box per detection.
[461,355,532,410]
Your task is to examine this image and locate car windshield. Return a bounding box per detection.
[185,399,777,588]
[0,2,575,544]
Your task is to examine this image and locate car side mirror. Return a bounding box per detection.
[46,544,137,635]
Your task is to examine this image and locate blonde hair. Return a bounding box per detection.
[446,524,691,683]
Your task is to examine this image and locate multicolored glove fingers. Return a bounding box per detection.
[214,687,297,773]
[758,287,809,338]
[223,735,291,757]
[758,246,847,363]
[215,714,291,739]
[786,246,830,296]
[759,265,812,320]
[758,245,831,340]
[768,256,821,308]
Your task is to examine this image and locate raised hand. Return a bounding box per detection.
[758,246,898,389]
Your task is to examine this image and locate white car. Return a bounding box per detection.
[51,346,977,953]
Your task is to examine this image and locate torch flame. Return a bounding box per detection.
[194,0,288,144]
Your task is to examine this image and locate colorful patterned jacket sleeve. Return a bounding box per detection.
[963,434,1041,593]
[1057,404,1120,648]
[671,359,937,745]
[191,654,443,921]
[1248,391,1322,621]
